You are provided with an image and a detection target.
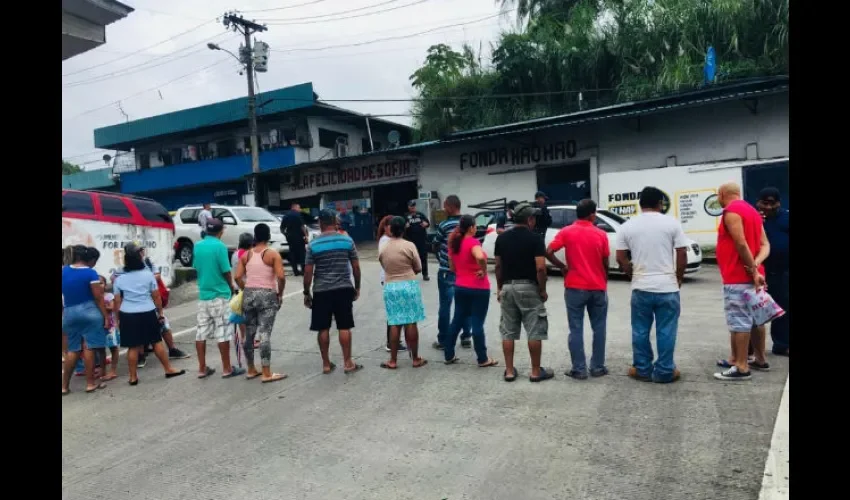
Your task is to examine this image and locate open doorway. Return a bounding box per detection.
[372,181,419,236]
[536,161,591,204]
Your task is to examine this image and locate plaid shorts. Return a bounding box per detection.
[723,284,758,332]
[196,298,233,343]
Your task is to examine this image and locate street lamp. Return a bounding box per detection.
[207,43,242,66]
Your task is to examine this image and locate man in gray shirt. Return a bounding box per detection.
[303,210,362,375]
[197,203,213,239]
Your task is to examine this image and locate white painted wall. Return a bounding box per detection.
[419,93,788,216]
[306,116,371,162]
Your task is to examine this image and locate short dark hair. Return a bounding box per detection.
[123,251,146,272]
[576,199,597,219]
[238,232,254,250]
[639,186,665,209]
[70,245,88,263]
[254,223,271,243]
[85,247,101,265]
[389,216,406,237]
[444,195,461,210]
[758,187,781,202]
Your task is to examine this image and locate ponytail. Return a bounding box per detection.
[448,215,475,255]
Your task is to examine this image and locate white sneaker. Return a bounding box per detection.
[713,366,752,381]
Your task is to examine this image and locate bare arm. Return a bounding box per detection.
[351,259,362,300]
[535,256,548,299]
[234,254,247,290]
[112,294,122,329]
[752,226,771,268]
[494,256,503,294]
[675,247,687,287]
[616,250,632,278]
[471,245,487,275]
[90,282,109,325]
[272,251,286,297]
[411,247,422,274]
[724,213,757,269]
[151,289,164,317]
[545,247,566,272]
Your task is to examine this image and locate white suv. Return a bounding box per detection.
[173,205,288,266]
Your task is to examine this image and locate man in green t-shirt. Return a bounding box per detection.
[192,218,245,379]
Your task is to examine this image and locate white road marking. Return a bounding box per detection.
[758,375,789,500]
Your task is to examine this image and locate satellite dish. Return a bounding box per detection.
[387,130,401,147]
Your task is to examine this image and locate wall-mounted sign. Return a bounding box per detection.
[607,190,671,215]
[459,140,577,170]
[214,189,238,198]
[282,158,418,199]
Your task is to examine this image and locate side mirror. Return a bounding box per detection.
[596,222,614,232]
[221,216,237,225]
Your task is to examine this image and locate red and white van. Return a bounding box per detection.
[62,190,176,286]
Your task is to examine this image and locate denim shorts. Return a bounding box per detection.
[62,301,106,351]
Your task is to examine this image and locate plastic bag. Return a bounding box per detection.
[741,288,785,326]
[229,290,243,315]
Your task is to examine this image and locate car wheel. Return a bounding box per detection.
[178,241,193,267]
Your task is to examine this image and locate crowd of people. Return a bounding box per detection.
[62,181,789,394]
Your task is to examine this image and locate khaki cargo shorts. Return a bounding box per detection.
[498,281,548,341]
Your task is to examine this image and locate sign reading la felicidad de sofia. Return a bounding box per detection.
[284,158,418,198]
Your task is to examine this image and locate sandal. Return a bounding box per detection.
[504,368,518,382]
[61,389,71,396]
[344,363,364,374]
[85,382,107,393]
[165,369,186,379]
[478,358,499,368]
[246,372,262,380]
[323,362,337,375]
[412,358,428,368]
[222,367,246,379]
[198,366,216,379]
[261,373,288,384]
[380,361,398,370]
[100,373,118,382]
[530,367,555,383]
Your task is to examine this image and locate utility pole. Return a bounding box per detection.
[221,12,267,207]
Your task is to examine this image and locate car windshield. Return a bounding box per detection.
[475,213,495,227]
[598,209,627,225]
[231,207,279,223]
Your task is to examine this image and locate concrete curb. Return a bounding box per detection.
[758,375,789,500]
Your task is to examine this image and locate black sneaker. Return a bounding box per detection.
[432,341,444,350]
[566,370,589,380]
[460,338,472,349]
[169,348,191,360]
[713,366,752,381]
[590,367,609,378]
[748,360,770,372]
[384,344,408,352]
[423,276,430,281]
[137,354,147,368]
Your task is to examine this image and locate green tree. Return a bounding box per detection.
[62,160,82,175]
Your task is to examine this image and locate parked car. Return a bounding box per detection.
[271,211,321,242]
[426,214,490,253]
[62,190,176,285]
[172,205,287,266]
[480,205,703,274]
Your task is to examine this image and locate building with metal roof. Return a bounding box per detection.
[62,0,134,60]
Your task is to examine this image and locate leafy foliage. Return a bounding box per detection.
[62,160,82,175]
[411,0,788,139]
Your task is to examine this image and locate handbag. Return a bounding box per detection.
[741,288,785,326]
[230,290,244,315]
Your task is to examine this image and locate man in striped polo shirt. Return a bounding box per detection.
[303,210,363,375]
[432,195,472,350]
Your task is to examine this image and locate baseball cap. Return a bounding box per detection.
[512,202,541,222]
[407,199,417,207]
[534,191,548,200]
[318,209,337,225]
[205,218,224,233]
[758,187,781,202]
[123,240,144,257]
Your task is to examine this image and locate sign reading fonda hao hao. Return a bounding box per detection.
[284,158,419,198]
[459,140,577,170]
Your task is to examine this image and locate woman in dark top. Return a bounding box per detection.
[62,245,110,395]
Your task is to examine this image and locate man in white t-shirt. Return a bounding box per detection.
[197,203,213,239]
[615,186,688,384]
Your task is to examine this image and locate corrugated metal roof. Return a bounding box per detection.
[94,82,317,150]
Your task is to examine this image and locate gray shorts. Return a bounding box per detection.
[498,282,548,341]
[723,284,759,333]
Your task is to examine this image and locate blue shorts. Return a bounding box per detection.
[62,301,107,351]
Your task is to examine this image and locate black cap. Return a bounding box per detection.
[512,202,541,222]
[123,240,144,257]
[205,218,224,233]
[758,187,781,202]
[318,209,337,225]
[407,199,418,207]
[534,191,548,200]
[507,200,519,210]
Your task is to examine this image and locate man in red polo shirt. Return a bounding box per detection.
[546,199,610,379]
[713,182,771,382]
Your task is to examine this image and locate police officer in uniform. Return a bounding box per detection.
[404,199,431,281]
[532,191,552,239]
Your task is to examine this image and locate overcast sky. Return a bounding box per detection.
[62,0,514,168]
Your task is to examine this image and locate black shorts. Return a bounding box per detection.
[119,310,163,348]
[310,288,355,332]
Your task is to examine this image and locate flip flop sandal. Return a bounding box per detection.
[412,359,428,368]
[129,379,139,386]
[165,369,186,379]
[61,390,71,396]
[322,362,337,375]
[444,357,459,365]
[716,359,734,368]
[530,367,555,383]
[380,362,398,370]
[85,382,107,393]
[222,367,246,379]
[504,368,518,382]
[246,372,262,380]
[198,366,216,379]
[262,373,288,384]
[100,374,118,382]
[344,363,364,374]
[478,358,500,368]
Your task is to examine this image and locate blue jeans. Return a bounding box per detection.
[437,270,471,343]
[440,287,490,364]
[565,288,608,375]
[631,290,680,382]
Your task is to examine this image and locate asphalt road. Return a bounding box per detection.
[62,260,788,500]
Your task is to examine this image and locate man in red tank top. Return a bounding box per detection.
[713,183,771,381]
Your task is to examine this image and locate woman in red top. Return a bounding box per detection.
[439,215,499,367]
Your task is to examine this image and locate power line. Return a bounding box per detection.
[259,0,435,25]
[257,0,415,22]
[62,18,218,77]
[242,0,331,13]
